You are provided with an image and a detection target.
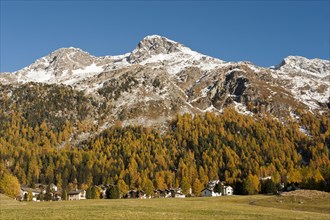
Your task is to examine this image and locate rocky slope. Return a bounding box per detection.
[1,35,329,133]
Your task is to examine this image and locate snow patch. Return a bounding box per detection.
[233,101,253,116]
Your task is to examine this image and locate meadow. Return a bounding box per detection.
[1,193,329,220]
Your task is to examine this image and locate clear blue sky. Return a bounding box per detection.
[1,0,329,72]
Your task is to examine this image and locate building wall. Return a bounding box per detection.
[223,187,233,196]
[68,194,80,200]
[201,189,212,197]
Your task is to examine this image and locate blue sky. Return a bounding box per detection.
[1,0,329,72]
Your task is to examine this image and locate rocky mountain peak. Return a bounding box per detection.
[276,55,330,76]
[21,47,95,74]
[128,35,185,63]
[48,47,94,65]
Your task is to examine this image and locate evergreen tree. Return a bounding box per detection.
[61,190,67,200]
[86,187,92,199]
[233,181,245,195]
[24,193,28,201]
[91,186,97,199]
[106,185,120,199]
[214,182,222,194]
[261,179,277,194]
[44,185,52,201]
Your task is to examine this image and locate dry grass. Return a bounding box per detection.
[281,190,330,199]
[1,193,329,220]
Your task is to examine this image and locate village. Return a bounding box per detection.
[19,180,233,201]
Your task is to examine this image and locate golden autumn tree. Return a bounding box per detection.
[0,171,21,198]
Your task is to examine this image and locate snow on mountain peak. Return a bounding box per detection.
[128,35,184,63]
[276,55,330,76]
[128,35,224,74]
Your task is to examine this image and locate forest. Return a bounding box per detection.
[1,93,329,198]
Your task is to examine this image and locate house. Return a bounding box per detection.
[50,183,58,192]
[136,190,147,199]
[68,189,86,200]
[54,191,62,201]
[208,180,220,189]
[201,180,221,197]
[34,184,47,194]
[201,187,221,197]
[222,185,233,196]
[174,192,185,198]
[201,180,234,197]
[126,190,137,198]
[34,183,58,193]
[98,185,107,199]
[168,188,185,198]
[153,189,171,198]
[125,190,147,199]
[20,187,42,201]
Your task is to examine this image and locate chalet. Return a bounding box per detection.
[50,183,58,192]
[154,189,171,198]
[174,192,185,198]
[34,183,47,193]
[201,187,221,197]
[201,180,221,197]
[125,190,147,199]
[153,188,187,198]
[201,180,234,197]
[222,185,233,196]
[98,185,107,198]
[124,190,147,199]
[34,183,58,193]
[208,180,220,189]
[68,189,86,200]
[168,188,185,198]
[54,191,62,201]
[20,187,42,201]
[137,190,147,199]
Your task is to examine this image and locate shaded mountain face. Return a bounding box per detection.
[1,35,329,135]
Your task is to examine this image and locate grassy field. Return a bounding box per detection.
[1,193,329,220]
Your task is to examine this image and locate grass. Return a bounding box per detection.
[1,194,329,220]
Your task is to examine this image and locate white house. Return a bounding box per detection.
[98,185,107,198]
[201,180,221,197]
[50,183,58,192]
[201,180,234,197]
[174,192,186,198]
[68,190,86,200]
[20,187,41,201]
[208,180,220,189]
[222,185,233,196]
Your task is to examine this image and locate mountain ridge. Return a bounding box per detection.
[1,35,329,82]
[0,35,329,134]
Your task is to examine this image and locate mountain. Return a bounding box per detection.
[1,35,329,137]
[1,35,329,194]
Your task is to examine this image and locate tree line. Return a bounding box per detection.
[0,107,329,198]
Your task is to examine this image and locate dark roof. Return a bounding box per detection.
[68,190,85,195]
[201,187,213,192]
